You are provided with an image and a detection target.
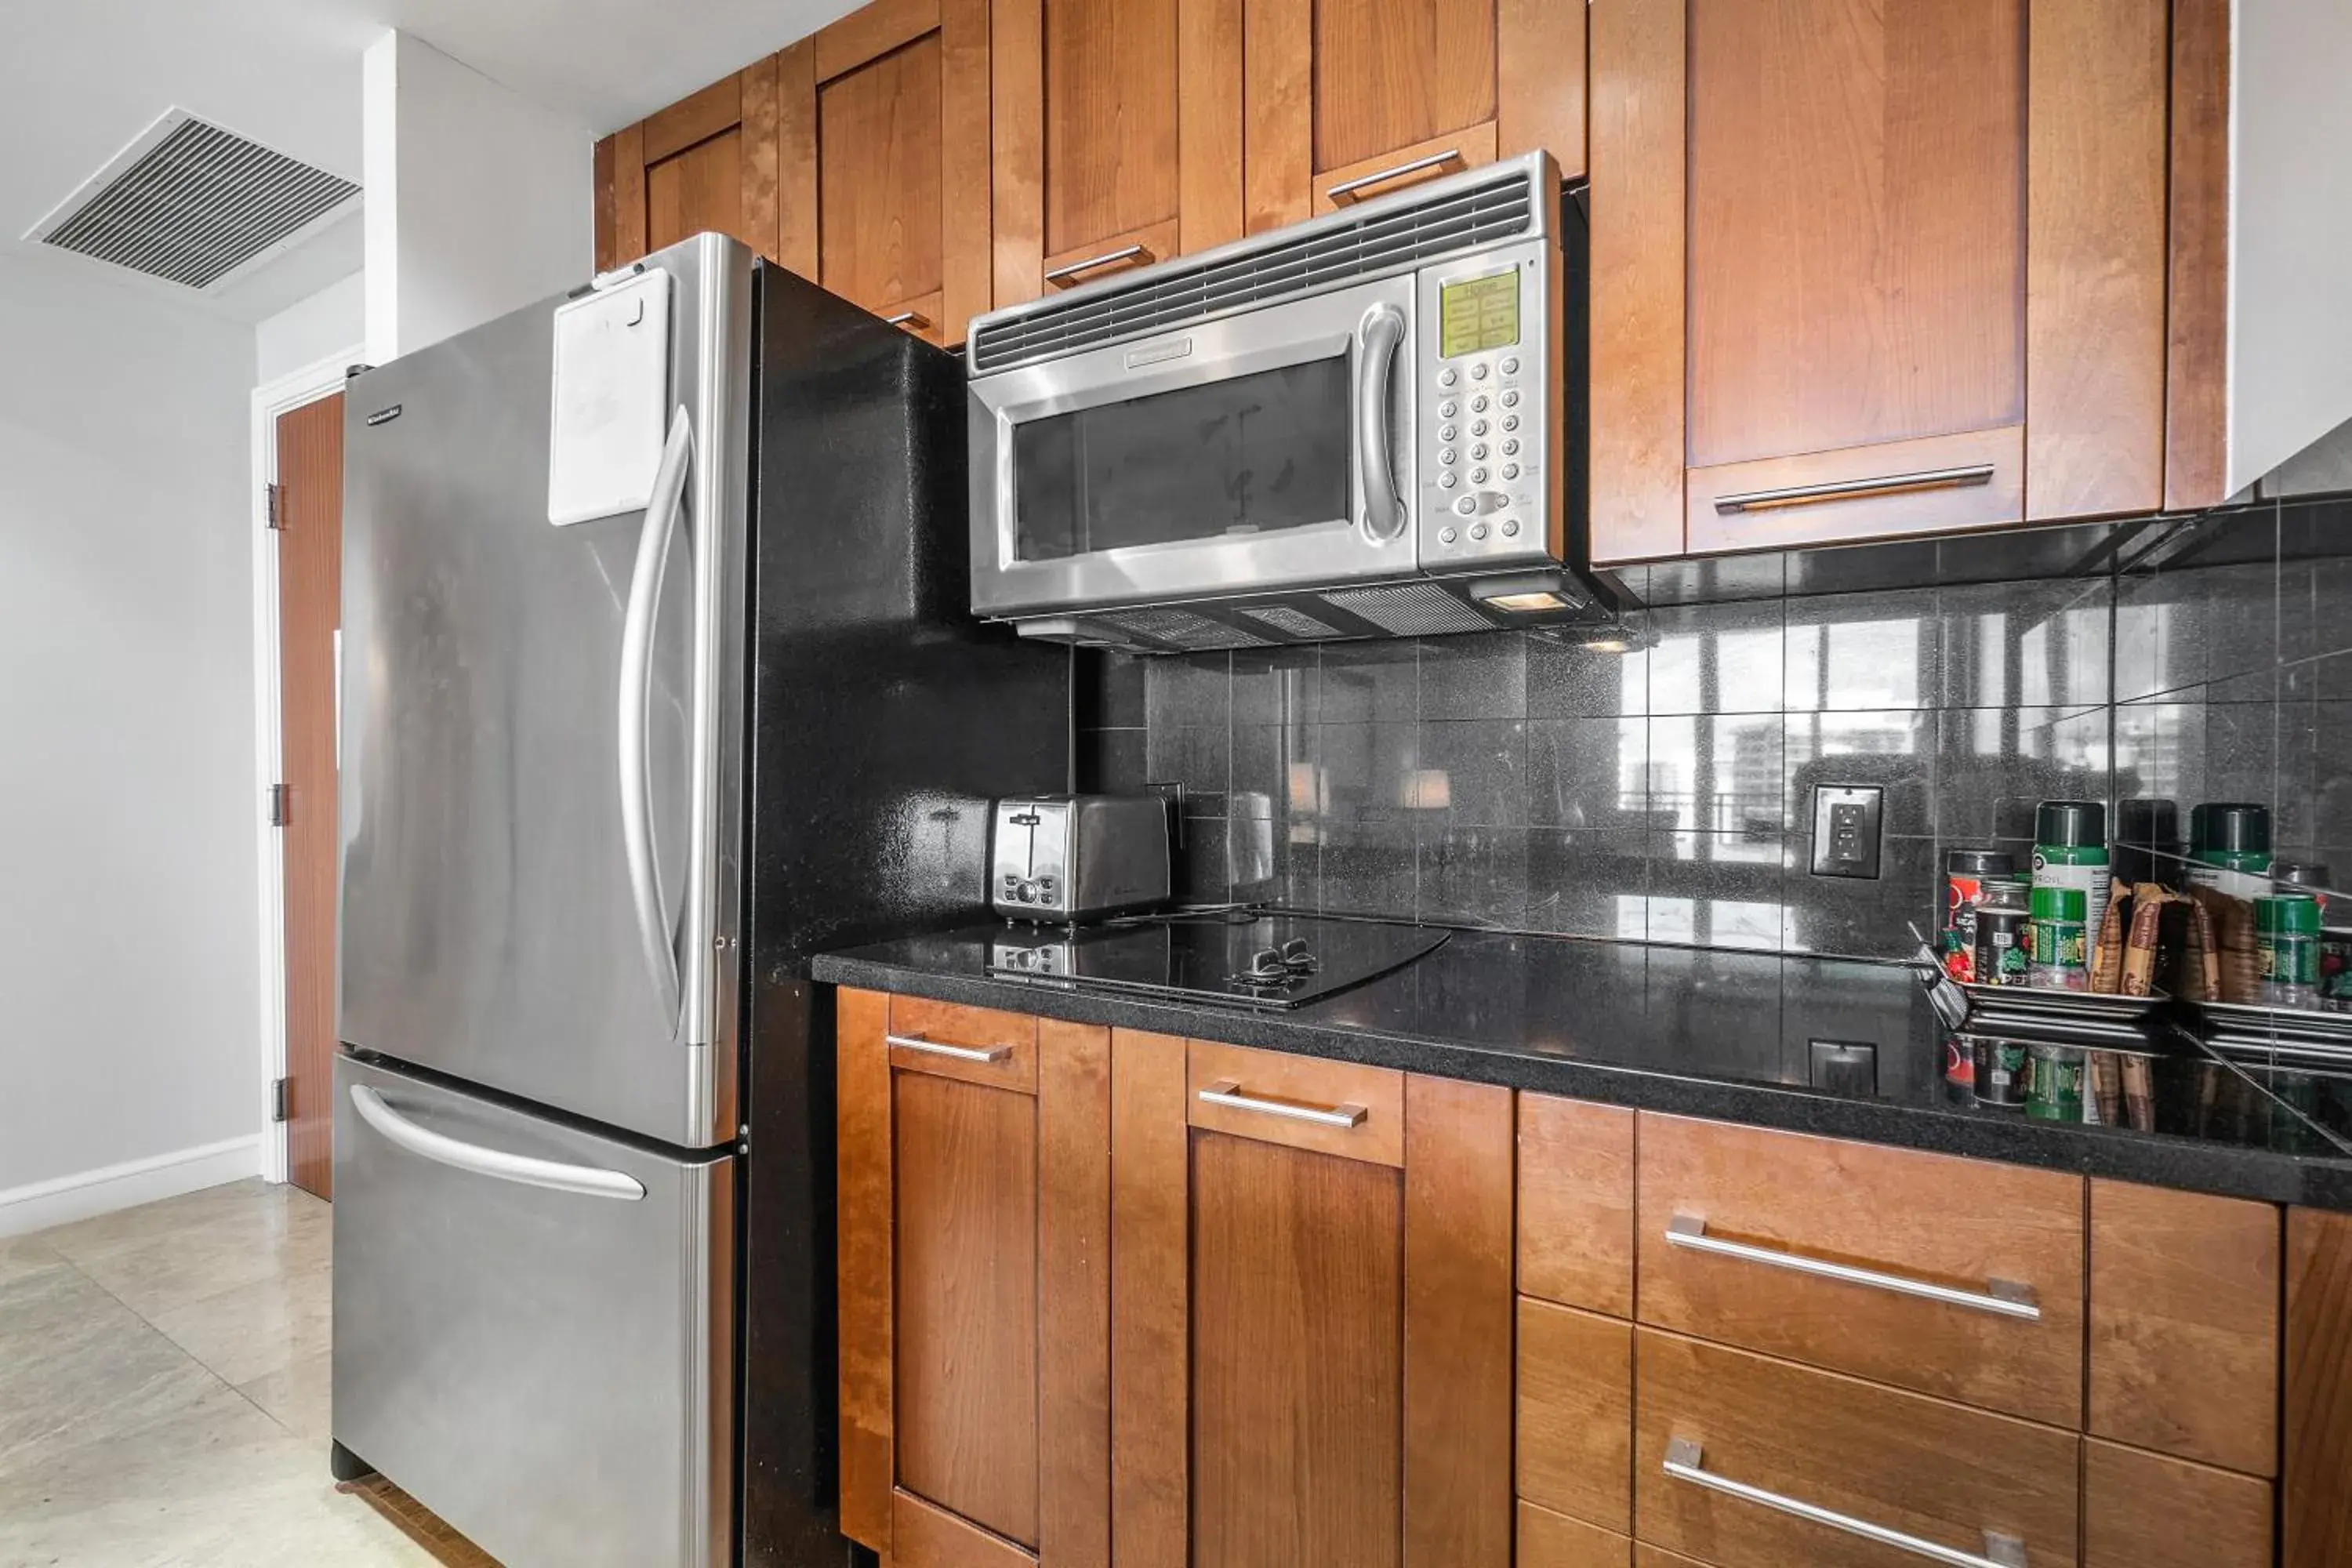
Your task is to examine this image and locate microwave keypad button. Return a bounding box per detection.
[1453,496,1478,517]
[1470,395,1489,413]
[1501,414,1519,432]
[1439,400,1458,419]
[1501,390,1521,408]
[1476,492,1511,514]
[1469,522,1490,541]
[1502,463,1520,481]
[1502,520,1522,538]
[1438,368,1458,388]
[1470,362,1490,380]
[1501,356,1521,376]
[1471,419,1490,437]
[1439,472,1459,489]
[1471,444,1489,461]
[1440,447,1457,466]
[1440,525,1459,544]
[1439,424,1457,442]
[1470,466,1489,485]
[1502,438,1520,456]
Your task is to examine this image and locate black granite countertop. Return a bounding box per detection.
[812,920,2352,1210]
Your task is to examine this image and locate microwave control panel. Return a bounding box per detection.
[1416,238,1559,572]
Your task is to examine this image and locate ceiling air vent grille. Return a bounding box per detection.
[32,112,358,289]
[970,165,1537,375]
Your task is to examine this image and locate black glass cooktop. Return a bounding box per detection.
[986,911,1450,1011]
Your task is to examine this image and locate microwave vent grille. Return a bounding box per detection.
[971,167,1537,375]
[1319,581,1493,637]
[1236,605,1345,640]
[1097,606,1272,652]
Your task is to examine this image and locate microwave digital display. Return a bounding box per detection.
[1438,270,1520,358]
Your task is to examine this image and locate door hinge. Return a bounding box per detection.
[271,1077,290,1123]
[266,482,285,531]
[269,782,290,826]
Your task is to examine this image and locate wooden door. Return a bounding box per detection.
[765,0,993,347]
[1243,0,1585,231]
[595,67,785,269]
[275,394,343,1200]
[2286,1207,2352,1568]
[990,0,1243,308]
[1111,1035,1513,1567]
[837,992,1112,1564]
[1590,0,2168,562]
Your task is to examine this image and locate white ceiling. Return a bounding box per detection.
[2,0,860,322]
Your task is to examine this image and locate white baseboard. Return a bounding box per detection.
[0,1135,266,1239]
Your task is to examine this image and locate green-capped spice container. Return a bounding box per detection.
[2256,892,2321,1009]
[2188,802,2273,898]
[2027,884,2088,990]
[2031,800,2110,913]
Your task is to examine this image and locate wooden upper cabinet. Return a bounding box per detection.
[595,67,784,270]
[1243,0,1586,232]
[781,0,995,347]
[1590,0,2169,564]
[990,0,1244,309]
[1112,1036,1515,1568]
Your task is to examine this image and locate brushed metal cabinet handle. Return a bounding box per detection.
[1326,148,1466,204]
[1713,463,1996,514]
[1667,1214,2041,1319]
[1044,244,1155,285]
[350,1086,646,1201]
[883,310,931,328]
[887,1032,1011,1064]
[1664,1438,2028,1568]
[1196,1079,1368,1129]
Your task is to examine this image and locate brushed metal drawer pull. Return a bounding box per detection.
[1044,244,1155,285]
[1327,148,1466,204]
[1664,1438,2028,1568]
[1713,463,1996,514]
[1667,1214,2041,1319]
[1197,1080,1367,1130]
[887,1033,1011,1064]
[882,309,931,328]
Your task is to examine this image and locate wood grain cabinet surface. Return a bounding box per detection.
[2084,1439,2274,1568]
[1590,0,2172,562]
[836,991,1110,1565]
[1635,1113,2086,1428]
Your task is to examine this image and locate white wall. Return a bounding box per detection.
[257,270,366,385]
[2228,2,2352,494]
[0,256,262,1225]
[363,31,593,364]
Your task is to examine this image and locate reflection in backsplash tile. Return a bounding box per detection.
[1075,498,2352,960]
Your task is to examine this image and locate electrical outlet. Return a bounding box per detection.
[1809,784,1884,879]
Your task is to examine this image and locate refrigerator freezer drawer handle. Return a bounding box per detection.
[349,1086,647,1201]
[619,405,692,1030]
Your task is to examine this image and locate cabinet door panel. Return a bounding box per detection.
[1045,0,1181,256]
[1519,1503,1632,1568]
[1685,0,2025,470]
[1191,1129,1404,1568]
[1517,1300,1633,1534]
[895,1071,1040,1547]
[1187,1040,1404,1165]
[1686,425,2027,554]
[1313,123,1498,213]
[1314,0,1497,173]
[819,35,946,314]
[2084,1441,2273,1568]
[647,132,746,254]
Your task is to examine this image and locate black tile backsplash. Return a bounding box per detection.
[1075,496,2352,960]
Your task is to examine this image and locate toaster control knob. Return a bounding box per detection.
[1018,880,1039,902]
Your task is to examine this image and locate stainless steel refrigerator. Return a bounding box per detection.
[331,233,1066,1568]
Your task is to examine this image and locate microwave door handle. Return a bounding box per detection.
[1355,305,1409,543]
[619,405,691,1029]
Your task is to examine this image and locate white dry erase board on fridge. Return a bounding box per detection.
[547,268,672,526]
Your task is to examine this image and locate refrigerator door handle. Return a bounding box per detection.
[619,405,692,1029]
[348,1085,648,1200]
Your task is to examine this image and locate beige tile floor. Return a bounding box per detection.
[0,1180,492,1568]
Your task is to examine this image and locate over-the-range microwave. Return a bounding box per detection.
[965,151,1627,654]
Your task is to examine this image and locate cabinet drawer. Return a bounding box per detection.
[1186,1040,1403,1166]
[2084,1440,2273,1568]
[1517,1299,1632,1535]
[1636,1115,2085,1426]
[887,996,1037,1092]
[1635,1330,2080,1568]
[1518,1094,1635,1316]
[1519,1501,1630,1568]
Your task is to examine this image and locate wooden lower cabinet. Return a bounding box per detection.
[2084,1439,2274,1568]
[837,991,1109,1563]
[1112,1033,1515,1568]
[1634,1331,2080,1568]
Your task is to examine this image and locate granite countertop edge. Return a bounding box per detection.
[810,949,2352,1213]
